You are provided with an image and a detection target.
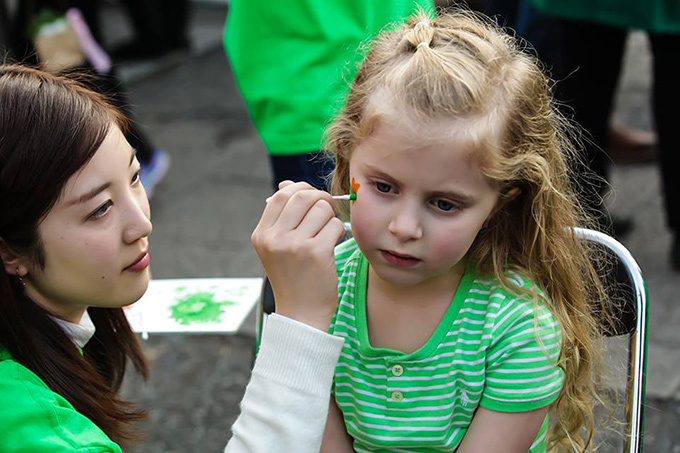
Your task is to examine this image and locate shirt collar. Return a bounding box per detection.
[52,311,96,349]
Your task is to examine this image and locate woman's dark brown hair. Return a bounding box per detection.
[0,64,148,446]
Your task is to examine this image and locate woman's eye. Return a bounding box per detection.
[89,200,113,220]
[132,169,141,185]
[375,182,392,193]
[434,199,457,212]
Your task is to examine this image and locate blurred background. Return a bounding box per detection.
[1,0,679,451]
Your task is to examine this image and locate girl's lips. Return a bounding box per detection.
[124,252,150,272]
[380,250,421,268]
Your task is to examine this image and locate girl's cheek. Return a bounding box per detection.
[350,198,378,235]
[431,231,466,262]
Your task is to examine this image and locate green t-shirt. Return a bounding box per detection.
[0,345,121,453]
[329,239,564,452]
[224,0,434,155]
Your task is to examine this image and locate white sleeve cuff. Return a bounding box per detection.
[254,314,344,397]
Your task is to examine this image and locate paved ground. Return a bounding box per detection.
[94,3,680,451]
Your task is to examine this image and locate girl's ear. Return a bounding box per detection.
[488,187,521,220]
[502,187,521,204]
[0,240,28,277]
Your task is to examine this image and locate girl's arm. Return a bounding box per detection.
[456,406,548,453]
[320,398,355,453]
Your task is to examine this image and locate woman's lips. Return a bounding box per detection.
[124,251,150,272]
[380,250,421,268]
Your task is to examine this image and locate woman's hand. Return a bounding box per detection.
[251,181,346,331]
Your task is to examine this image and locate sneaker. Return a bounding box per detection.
[140,150,171,199]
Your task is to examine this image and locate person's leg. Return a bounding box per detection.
[79,68,154,164]
[649,33,680,268]
[557,20,628,230]
[159,0,191,50]
[268,152,335,192]
[112,0,165,60]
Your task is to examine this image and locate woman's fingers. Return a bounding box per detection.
[274,189,335,232]
[256,182,327,230]
[257,182,337,233]
[291,198,337,238]
[313,216,346,248]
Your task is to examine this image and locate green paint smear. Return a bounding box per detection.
[170,291,236,326]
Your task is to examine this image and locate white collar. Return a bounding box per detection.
[52,311,96,349]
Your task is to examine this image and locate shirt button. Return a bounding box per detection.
[391,391,404,402]
[391,364,404,376]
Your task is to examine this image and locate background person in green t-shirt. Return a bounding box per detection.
[224,0,433,190]
[251,9,618,453]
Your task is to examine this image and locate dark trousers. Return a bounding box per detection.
[6,0,154,165]
[117,0,190,49]
[79,69,154,165]
[558,20,680,233]
[268,152,335,192]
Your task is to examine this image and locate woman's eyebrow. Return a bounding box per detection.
[67,182,111,207]
[67,148,137,207]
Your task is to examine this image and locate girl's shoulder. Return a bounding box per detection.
[0,345,121,453]
[469,267,556,328]
[334,237,362,270]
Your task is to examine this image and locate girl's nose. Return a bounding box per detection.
[387,204,423,241]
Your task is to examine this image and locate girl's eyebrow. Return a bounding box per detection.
[364,163,475,203]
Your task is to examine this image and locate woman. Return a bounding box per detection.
[0,64,343,452]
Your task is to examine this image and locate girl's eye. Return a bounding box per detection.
[375,182,392,193]
[89,200,113,220]
[433,199,458,212]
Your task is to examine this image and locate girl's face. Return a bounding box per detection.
[23,125,152,323]
[348,115,499,290]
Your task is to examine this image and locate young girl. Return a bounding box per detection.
[312,9,607,453]
[0,64,347,453]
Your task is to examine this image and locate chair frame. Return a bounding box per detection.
[572,227,648,453]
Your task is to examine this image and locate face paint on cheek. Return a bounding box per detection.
[350,177,361,201]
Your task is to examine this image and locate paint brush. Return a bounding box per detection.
[265,192,356,203]
[332,193,357,201]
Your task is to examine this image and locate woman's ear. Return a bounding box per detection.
[0,240,28,277]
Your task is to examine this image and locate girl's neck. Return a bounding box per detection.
[367,258,468,307]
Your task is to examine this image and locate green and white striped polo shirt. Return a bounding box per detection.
[329,239,564,452]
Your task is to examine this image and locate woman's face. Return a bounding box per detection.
[23,125,152,323]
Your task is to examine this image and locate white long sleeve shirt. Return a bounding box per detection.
[225,314,344,453]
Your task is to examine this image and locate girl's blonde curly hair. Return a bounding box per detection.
[326,8,615,451]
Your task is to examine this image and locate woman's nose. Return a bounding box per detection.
[123,194,153,244]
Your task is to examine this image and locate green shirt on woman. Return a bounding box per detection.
[0,345,121,452]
